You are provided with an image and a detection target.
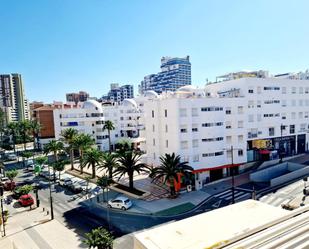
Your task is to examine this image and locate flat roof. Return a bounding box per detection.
[134,200,288,249]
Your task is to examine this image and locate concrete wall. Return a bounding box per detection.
[250,163,288,182]
[270,166,309,187]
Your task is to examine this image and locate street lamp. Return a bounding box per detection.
[47,161,54,220]
[0,186,5,237]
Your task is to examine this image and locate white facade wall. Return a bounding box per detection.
[141,78,309,188]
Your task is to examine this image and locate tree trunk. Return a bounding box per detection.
[92,162,96,178]
[109,168,113,181]
[70,148,74,170]
[108,130,111,153]
[80,150,83,174]
[129,173,134,190]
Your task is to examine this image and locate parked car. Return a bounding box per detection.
[6,153,17,161]
[70,183,83,193]
[18,194,34,206]
[107,196,132,210]
[1,177,9,183]
[62,178,73,187]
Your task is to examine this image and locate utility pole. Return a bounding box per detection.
[0,186,5,237]
[48,163,54,220]
[231,145,235,204]
[279,124,283,163]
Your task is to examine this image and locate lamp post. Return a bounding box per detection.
[279,124,286,163]
[230,145,235,204]
[0,186,5,237]
[47,162,54,220]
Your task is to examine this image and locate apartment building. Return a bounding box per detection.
[141,76,309,190]
[0,73,30,124]
[101,83,134,103]
[66,91,89,104]
[139,56,191,94]
[53,99,143,151]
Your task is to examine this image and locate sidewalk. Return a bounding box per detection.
[1,207,87,249]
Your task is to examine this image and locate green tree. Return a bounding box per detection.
[149,153,193,197]
[73,133,95,174]
[52,160,66,180]
[82,148,103,178]
[18,120,31,151]
[35,156,48,166]
[97,175,113,202]
[114,150,149,190]
[15,184,33,195]
[21,151,34,169]
[60,128,78,171]
[44,140,64,163]
[97,153,118,181]
[7,122,19,153]
[0,109,6,145]
[83,227,113,249]
[103,120,115,153]
[29,120,42,150]
[6,169,18,185]
[115,139,131,154]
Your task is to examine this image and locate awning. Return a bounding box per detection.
[259,150,270,155]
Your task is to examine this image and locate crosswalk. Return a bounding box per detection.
[212,189,252,203]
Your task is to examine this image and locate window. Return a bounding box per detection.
[202,122,223,127]
[201,107,223,112]
[257,114,261,122]
[152,124,155,132]
[269,127,275,136]
[282,87,286,94]
[202,151,224,157]
[248,100,254,108]
[290,125,295,134]
[238,150,243,156]
[181,141,188,150]
[180,128,187,133]
[153,138,155,146]
[305,112,309,118]
[202,137,223,142]
[281,100,287,107]
[226,107,231,114]
[305,87,309,93]
[180,108,187,117]
[292,112,296,119]
[152,110,154,118]
[292,100,296,106]
[264,86,280,90]
[281,113,286,120]
[192,139,198,148]
[164,109,167,117]
[248,87,254,93]
[191,108,198,117]
[299,100,303,106]
[299,87,303,94]
[257,86,262,94]
[165,124,168,133]
[292,87,296,94]
[299,112,303,119]
[166,140,168,148]
[225,121,232,129]
[248,114,254,122]
[238,121,244,128]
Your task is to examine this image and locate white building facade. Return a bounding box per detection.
[141,77,309,190]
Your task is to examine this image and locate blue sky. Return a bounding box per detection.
[1,0,309,102]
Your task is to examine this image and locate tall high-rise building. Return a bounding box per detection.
[101,83,134,102]
[66,91,89,104]
[139,56,191,94]
[0,73,29,124]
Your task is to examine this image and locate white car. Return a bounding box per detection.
[7,154,17,161]
[107,196,132,210]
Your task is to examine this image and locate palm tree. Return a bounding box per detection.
[82,148,103,178]
[97,152,118,181]
[7,122,19,153]
[18,120,31,151]
[114,150,149,190]
[103,120,115,153]
[73,133,95,174]
[60,128,78,170]
[29,120,42,150]
[149,153,193,197]
[44,140,64,163]
[97,175,112,202]
[83,227,113,249]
